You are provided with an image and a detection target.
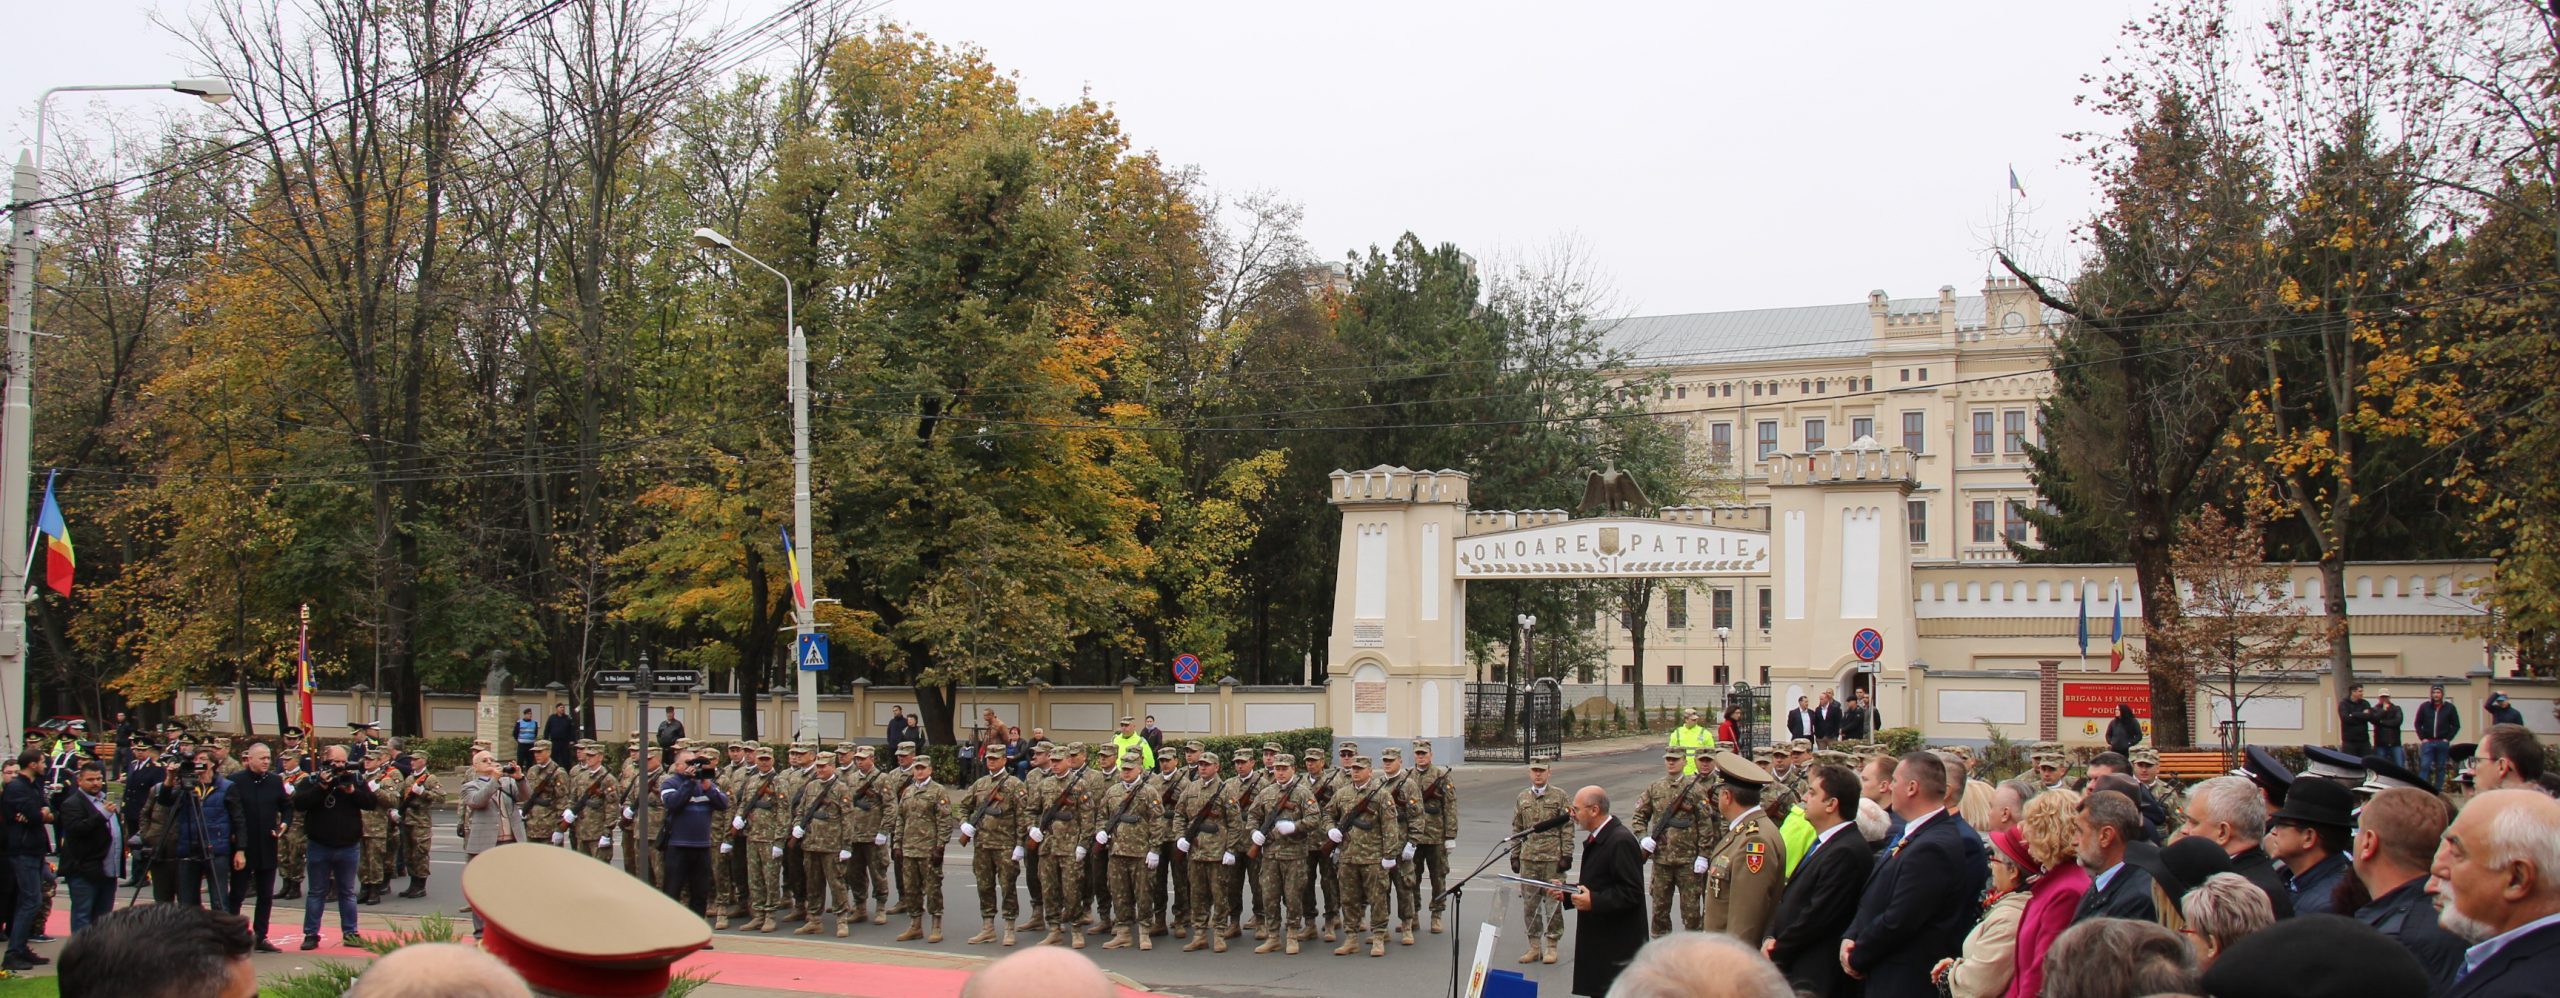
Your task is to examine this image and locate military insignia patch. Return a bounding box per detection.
[1744,840,1767,874]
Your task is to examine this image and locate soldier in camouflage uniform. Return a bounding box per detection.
[1016,742,1052,930]
[738,745,790,931]
[1149,750,1183,937]
[276,749,309,902]
[1403,742,1458,935]
[710,742,749,922]
[521,740,568,846]
[773,744,812,918]
[1302,747,1341,940]
[960,748,1028,945]
[891,754,957,943]
[1326,755,1400,957]
[395,757,444,898]
[1246,753,1323,954]
[790,750,856,937]
[1095,750,1162,951]
[1160,742,1201,936]
[886,741,919,915]
[562,741,618,864]
[841,746,892,925]
[619,743,667,887]
[1377,746,1426,946]
[357,751,405,905]
[1172,748,1236,951]
[1030,742,1097,949]
[1510,759,1571,964]
[1220,749,1264,938]
[1630,748,1718,936]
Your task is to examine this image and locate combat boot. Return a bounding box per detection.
[1254,933,1282,954]
[756,915,776,932]
[1400,923,1415,946]
[968,923,997,945]
[1069,927,1087,950]
[1518,943,1540,963]
[793,918,823,935]
[1001,922,1016,947]
[1430,914,1443,934]
[277,879,302,901]
[401,877,428,899]
[786,904,807,923]
[1322,918,1337,943]
[1370,936,1386,958]
[835,917,851,938]
[1211,931,1227,953]
[1019,912,1045,932]
[1284,933,1300,955]
[1333,935,1359,956]
[1184,933,1210,952]
[1134,924,1148,950]
[1040,927,1065,947]
[1172,923,1188,939]
[870,906,888,925]
[896,917,924,942]
[1542,940,1558,964]
[1100,926,1132,950]
[928,917,944,944]
[714,914,730,930]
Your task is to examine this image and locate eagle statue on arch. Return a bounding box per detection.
[1578,461,1651,516]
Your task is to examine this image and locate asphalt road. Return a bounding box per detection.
[314,742,1668,998]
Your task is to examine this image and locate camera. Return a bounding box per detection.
[502,763,522,777]
[691,762,718,780]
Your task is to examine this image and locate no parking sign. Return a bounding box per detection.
[1852,628,1883,663]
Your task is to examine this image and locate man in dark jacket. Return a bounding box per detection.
[54,762,123,933]
[2431,789,2560,998]
[653,708,685,762]
[149,750,234,908]
[542,704,580,766]
[2070,790,2159,922]
[1558,784,1643,997]
[657,746,731,916]
[2340,684,2376,756]
[2,752,51,970]
[1762,764,1871,997]
[291,745,379,950]
[1843,753,1972,998]
[2351,787,2465,993]
[225,743,291,951]
[2180,775,2296,919]
[2415,685,2461,790]
[2370,690,2408,768]
[1812,690,1844,744]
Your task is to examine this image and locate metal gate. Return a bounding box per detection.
[1465,679,1562,764]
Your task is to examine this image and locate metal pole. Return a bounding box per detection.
[634,650,652,865]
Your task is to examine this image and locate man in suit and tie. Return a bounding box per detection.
[1763,763,1872,997]
[1840,752,1973,998]
[1787,698,1815,743]
[1812,690,1843,746]
[1554,785,1645,997]
[2432,789,2560,998]
[2069,789,2159,922]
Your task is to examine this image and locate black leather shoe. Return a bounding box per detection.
[300,936,321,952]
[254,940,284,954]
[2,958,33,972]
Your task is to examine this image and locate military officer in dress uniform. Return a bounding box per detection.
[1247,753,1323,954]
[1173,747,1235,952]
[1700,749,1787,943]
[522,739,568,845]
[1632,747,1717,936]
[1030,742,1097,949]
[891,754,956,944]
[463,842,712,996]
[738,745,790,932]
[1326,755,1400,958]
[1510,759,1572,965]
[960,747,1027,945]
[1095,750,1162,951]
[790,748,856,937]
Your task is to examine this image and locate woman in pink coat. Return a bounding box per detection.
[2001,788,2089,998]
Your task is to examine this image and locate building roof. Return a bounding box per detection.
[1595,294,1988,367]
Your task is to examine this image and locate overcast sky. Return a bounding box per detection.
[7,0,2141,316]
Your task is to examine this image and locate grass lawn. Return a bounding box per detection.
[0,976,56,997]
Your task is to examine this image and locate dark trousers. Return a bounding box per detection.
[6,855,44,959]
[151,857,223,907]
[665,845,714,916]
[517,742,535,767]
[227,865,277,938]
[304,842,360,938]
[65,872,114,933]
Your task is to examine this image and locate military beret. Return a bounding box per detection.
[1231,749,1253,763]
[531,739,553,751]
[463,843,710,994]
[1380,747,1402,760]
[895,741,917,754]
[2198,912,2433,998]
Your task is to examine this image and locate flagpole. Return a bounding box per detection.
[2077,576,2088,674]
[16,470,48,597]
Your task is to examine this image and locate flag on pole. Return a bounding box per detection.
[2108,581,2126,672]
[297,604,316,736]
[2076,579,2090,658]
[34,470,74,595]
[779,527,811,611]
[2008,166,2028,199]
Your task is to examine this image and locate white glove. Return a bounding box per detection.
[562,809,576,824]
[840,849,852,861]
[720,842,733,854]
[1221,851,1236,866]
[1640,836,1657,854]
[1028,826,1045,843]
[731,816,745,830]
[390,809,401,821]
[1012,846,1025,861]
[551,831,565,845]
[959,822,976,839]
[1693,855,1709,875]
[1177,837,1191,853]
[1146,852,1160,869]
[771,846,784,858]
[1327,828,1344,843]
[792,825,806,839]
[622,806,634,820]
[1276,819,1298,836]
[1095,830,1110,846]
[1401,842,1417,861]
[369,781,380,791]
[874,832,889,847]
[1444,839,1456,851]
[1383,857,1398,870]
[1251,829,1267,846]
[1075,846,1088,861]
[599,835,612,848]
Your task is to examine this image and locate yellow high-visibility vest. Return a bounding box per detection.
[1668,724,1717,775]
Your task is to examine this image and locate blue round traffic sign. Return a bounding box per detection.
[1172,653,1201,683]
[1852,628,1883,662]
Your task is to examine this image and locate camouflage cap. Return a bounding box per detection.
[753,745,775,759]
[1789,738,1813,753]
[1031,741,1055,754]
[2131,748,2161,764]
[724,741,745,752]
[1528,759,1551,770]
[1337,742,1358,755]
[895,741,917,755]
[1184,741,1206,753]
[1379,747,1402,760]
[1411,740,1435,753]
[1664,748,1686,760]
[1302,748,1326,762]
[1261,742,1283,754]
[1231,749,1253,763]
[1814,750,1853,766]
[1271,754,1295,768]
[1119,716,1136,725]
[788,742,815,754]
[1117,750,1144,768]
[1065,743,1089,757]
[1350,755,1374,769]
[531,739,553,752]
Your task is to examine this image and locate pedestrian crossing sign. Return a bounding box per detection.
[797,634,830,672]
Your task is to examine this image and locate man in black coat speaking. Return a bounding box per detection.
[1551,784,1645,997]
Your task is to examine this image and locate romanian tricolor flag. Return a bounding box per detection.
[2108,581,2126,672]
[35,471,73,595]
[779,527,810,611]
[297,604,316,736]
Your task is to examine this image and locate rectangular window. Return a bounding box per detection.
[1666,666,1686,686]
[2004,410,2028,453]
[1757,420,1779,460]
[1972,411,1995,455]
[1709,422,1732,463]
[1620,607,1638,632]
[1676,385,1688,400]
[1899,369,1910,383]
[2006,500,2031,543]
[1902,411,1926,452]
[1804,418,1827,451]
[1851,416,1873,443]
[1908,500,1928,543]
[1622,666,1639,685]
[1972,500,1997,543]
[1757,587,1772,630]
[1665,588,1689,629]
[1918,367,1929,380]
[1581,606,1597,631]
[1712,588,1734,629]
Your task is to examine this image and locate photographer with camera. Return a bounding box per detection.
[146,749,232,909]
[460,749,529,938]
[289,745,379,951]
[658,747,731,917]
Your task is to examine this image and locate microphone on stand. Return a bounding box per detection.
[1502,812,1574,842]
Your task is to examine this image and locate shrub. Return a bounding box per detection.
[1979,724,2030,784]
[407,736,475,770]
[1877,727,1927,757]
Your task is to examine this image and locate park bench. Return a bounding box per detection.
[2154,750,2229,782]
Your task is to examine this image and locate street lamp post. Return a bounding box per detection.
[690,227,816,745]
[1714,625,1731,688]
[5,78,232,729]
